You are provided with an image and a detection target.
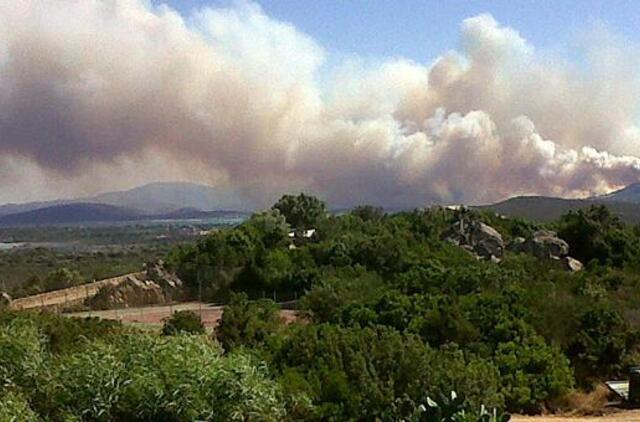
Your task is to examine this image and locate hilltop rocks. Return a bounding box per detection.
[510,230,569,259]
[509,230,582,272]
[444,218,583,272]
[444,219,504,261]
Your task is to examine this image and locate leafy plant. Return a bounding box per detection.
[162,310,205,335]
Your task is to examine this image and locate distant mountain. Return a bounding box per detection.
[88,182,247,213]
[0,200,69,218]
[0,202,249,227]
[478,195,640,223]
[0,203,145,226]
[155,207,247,220]
[596,182,640,203]
[0,182,248,218]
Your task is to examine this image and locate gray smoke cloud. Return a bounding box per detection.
[0,1,639,207]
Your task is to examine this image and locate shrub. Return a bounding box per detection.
[0,391,39,422]
[273,324,503,420]
[162,310,205,336]
[117,334,286,421]
[494,327,574,413]
[0,318,46,390]
[216,292,283,351]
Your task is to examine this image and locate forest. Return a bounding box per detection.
[3,193,640,420]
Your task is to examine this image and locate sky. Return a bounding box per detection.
[1,0,640,208]
[166,0,640,64]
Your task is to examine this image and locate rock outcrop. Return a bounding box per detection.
[509,230,569,259]
[86,274,166,310]
[145,260,184,299]
[508,230,583,272]
[444,219,505,261]
[86,260,184,310]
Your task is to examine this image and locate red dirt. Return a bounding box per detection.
[511,410,640,421]
[65,302,297,328]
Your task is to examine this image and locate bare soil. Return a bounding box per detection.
[512,409,640,421]
[65,301,297,328]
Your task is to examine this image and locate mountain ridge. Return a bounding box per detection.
[477,182,640,223]
[0,202,249,227]
[0,182,248,218]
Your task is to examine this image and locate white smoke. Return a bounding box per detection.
[0,1,639,207]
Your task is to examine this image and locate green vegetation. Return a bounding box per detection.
[162,310,205,335]
[0,223,229,298]
[167,197,640,418]
[4,196,640,419]
[0,311,285,421]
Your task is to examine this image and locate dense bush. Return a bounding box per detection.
[270,324,503,420]
[0,391,39,422]
[162,310,205,335]
[168,196,640,416]
[0,312,287,421]
[216,292,284,352]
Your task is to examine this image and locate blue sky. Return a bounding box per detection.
[164,0,640,64]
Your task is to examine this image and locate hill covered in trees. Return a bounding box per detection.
[4,193,640,419]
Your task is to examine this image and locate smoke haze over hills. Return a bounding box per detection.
[1,1,640,208]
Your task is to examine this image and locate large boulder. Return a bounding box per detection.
[0,291,11,308]
[562,256,584,272]
[510,230,569,260]
[444,219,504,261]
[508,230,582,272]
[86,275,166,310]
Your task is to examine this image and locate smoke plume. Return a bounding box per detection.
[1,1,639,207]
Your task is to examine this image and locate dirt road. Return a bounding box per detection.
[512,410,640,421]
[65,301,297,329]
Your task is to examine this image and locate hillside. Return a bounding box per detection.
[0,203,248,227]
[0,182,247,218]
[88,182,247,213]
[477,195,640,223]
[597,182,640,203]
[0,203,145,226]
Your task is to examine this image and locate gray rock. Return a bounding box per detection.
[562,256,584,272]
[530,231,569,259]
[86,275,166,310]
[145,260,183,294]
[513,230,569,259]
[444,219,504,261]
[0,292,11,308]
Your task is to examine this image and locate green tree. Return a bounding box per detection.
[494,325,574,413]
[351,205,385,222]
[43,268,83,291]
[242,209,290,249]
[272,193,327,230]
[215,292,283,351]
[557,205,637,266]
[567,306,636,384]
